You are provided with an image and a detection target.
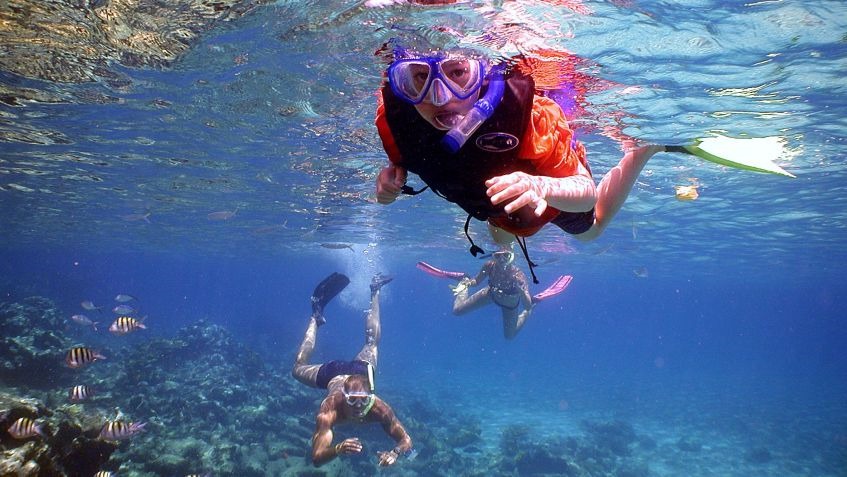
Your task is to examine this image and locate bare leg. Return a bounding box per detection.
[503,308,532,340]
[453,287,494,315]
[576,145,665,241]
[292,317,322,387]
[501,307,525,340]
[355,274,391,368]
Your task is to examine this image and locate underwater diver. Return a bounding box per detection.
[451,246,535,339]
[374,48,665,282]
[417,227,573,340]
[292,272,413,468]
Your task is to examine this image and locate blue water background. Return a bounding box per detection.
[2,0,847,474]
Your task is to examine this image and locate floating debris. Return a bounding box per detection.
[674,184,699,201]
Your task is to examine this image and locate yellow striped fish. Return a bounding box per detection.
[7,417,44,439]
[108,316,147,335]
[94,471,114,477]
[69,385,94,402]
[65,347,106,369]
[98,420,146,441]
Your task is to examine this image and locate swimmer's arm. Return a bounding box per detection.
[311,401,340,466]
[541,162,597,213]
[486,162,596,215]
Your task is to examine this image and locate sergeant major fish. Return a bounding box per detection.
[66,347,106,369]
[7,417,45,439]
[99,420,146,441]
[109,316,147,335]
[69,384,95,402]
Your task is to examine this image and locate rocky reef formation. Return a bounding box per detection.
[0,0,270,84]
[0,295,686,476]
[0,390,118,476]
[0,297,78,389]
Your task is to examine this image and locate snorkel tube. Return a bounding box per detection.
[441,63,506,153]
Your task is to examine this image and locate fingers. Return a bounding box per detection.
[340,438,363,454]
[485,172,546,215]
[378,451,397,466]
[376,166,404,204]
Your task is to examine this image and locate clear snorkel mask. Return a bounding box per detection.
[493,249,515,265]
[343,389,375,416]
[387,50,506,153]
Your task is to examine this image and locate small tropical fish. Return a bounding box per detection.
[114,294,137,303]
[69,385,95,402]
[94,471,114,477]
[120,212,151,223]
[70,314,98,331]
[321,242,354,252]
[99,420,146,441]
[207,206,238,221]
[109,316,147,335]
[81,300,102,312]
[7,417,45,439]
[185,474,211,477]
[112,304,136,315]
[66,347,106,369]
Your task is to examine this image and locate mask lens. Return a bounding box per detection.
[388,57,484,104]
[344,391,372,407]
[438,59,482,97]
[389,60,433,103]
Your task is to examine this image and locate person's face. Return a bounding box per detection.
[413,87,479,130]
[493,251,514,267]
[399,57,482,130]
[343,385,374,416]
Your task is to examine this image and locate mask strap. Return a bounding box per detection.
[464,215,486,257]
[401,184,428,195]
[515,235,539,284]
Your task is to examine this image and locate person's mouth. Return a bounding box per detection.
[434,111,465,130]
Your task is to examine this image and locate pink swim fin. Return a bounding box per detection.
[416,261,466,280]
[532,275,573,304]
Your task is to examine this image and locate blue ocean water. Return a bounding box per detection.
[2,1,846,476]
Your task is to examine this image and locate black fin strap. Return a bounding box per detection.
[464,215,486,257]
[515,235,539,284]
[401,185,429,195]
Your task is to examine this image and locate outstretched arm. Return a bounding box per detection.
[485,162,597,217]
[467,261,492,287]
[375,401,412,467]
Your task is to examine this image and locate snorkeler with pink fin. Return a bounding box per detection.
[417,227,573,339]
[417,260,572,304]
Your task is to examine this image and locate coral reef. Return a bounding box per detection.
[0,297,78,389]
[0,0,271,84]
[0,391,117,476]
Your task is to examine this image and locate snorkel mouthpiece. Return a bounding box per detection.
[442,64,506,153]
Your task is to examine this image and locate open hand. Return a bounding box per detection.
[485,171,548,216]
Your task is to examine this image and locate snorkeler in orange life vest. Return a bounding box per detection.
[374,49,665,280]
